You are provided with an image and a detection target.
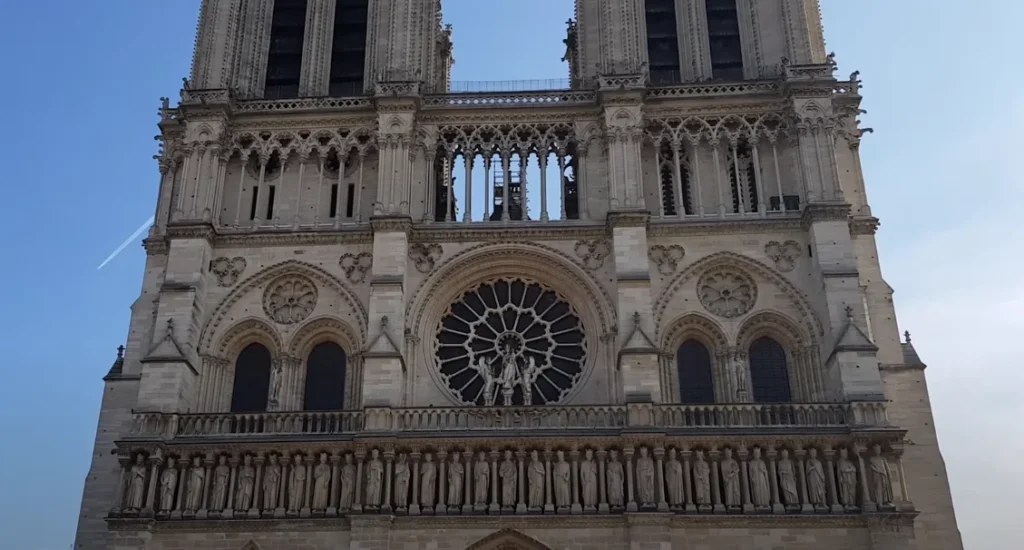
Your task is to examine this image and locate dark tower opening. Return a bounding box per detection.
[264,0,309,99]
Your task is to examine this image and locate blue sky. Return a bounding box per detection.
[0,1,1020,548]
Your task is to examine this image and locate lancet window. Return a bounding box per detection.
[645,0,682,85]
[264,0,309,99]
[749,337,793,403]
[303,342,347,411]
[705,0,743,80]
[677,340,716,404]
[329,0,369,96]
[728,139,760,215]
[229,343,272,413]
[655,139,694,217]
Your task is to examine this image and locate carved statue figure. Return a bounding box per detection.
[268,361,283,409]
[804,449,826,506]
[500,450,517,507]
[635,447,656,506]
[288,454,307,512]
[837,448,858,507]
[553,450,571,508]
[185,455,205,512]
[339,454,356,510]
[263,454,281,511]
[778,449,800,506]
[420,453,437,508]
[522,356,542,406]
[720,448,741,507]
[448,453,464,506]
[693,451,711,506]
[580,449,598,508]
[607,449,624,507]
[125,454,147,511]
[234,455,255,511]
[869,445,893,506]
[210,455,230,511]
[365,449,384,508]
[394,453,410,508]
[528,450,546,508]
[732,354,748,398]
[499,344,519,391]
[474,452,490,505]
[474,356,496,406]
[749,448,770,508]
[312,453,331,510]
[665,448,684,507]
[158,457,177,512]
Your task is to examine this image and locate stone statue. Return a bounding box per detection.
[665,448,684,507]
[474,452,490,505]
[869,445,893,506]
[474,356,496,406]
[778,449,800,506]
[580,449,598,508]
[448,453,464,506]
[125,454,147,511]
[210,455,230,511]
[263,454,281,511]
[499,450,517,507]
[837,448,858,507]
[312,453,331,510]
[606,449,624,507]
[732,354,748,398]
[720,448,741,508]
[288,454,307,512]
[527,450,545,508]
[366,449,384,508]
[553,450,571,508]
[499,344,519,390]
[693,451,711,506]
[420,453,437,508]
[185,455,205,512]
[749,448,770,508]
[234,455,256,511]
[635,447,655,506]
[339,454,356,510]
[522,357,542,406]
[805,449,826,506]
[158,457,178,512]
[268,361,283,409]
[394,453,410,508]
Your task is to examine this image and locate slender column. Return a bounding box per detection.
[196,454,213,519]
[578,147,589,219]
[277,456,290,517]
[543,450,554,514]
[751,141,766,216]
[596,450,608,514]
[189,147,207,218]
[682,450,696,513]
[462,450,473,515]
[711,140,726,217]
[501,150,511,221]
[823,449,841,513]
[654,448,669,512]
[110,458,129,515]
[516,450,527,514]
[767,449,784,514]
[710,449,724,513]
[731,143,746,215]
[655,146,665,218]
[444,152,454,222]
[824,128,844,201]
[410,452,422,515]
[232,153,249,227]
[795,449,813,513]
[328,453,341,517]
[489,450,500,513]
[382,452,394,514]
[462,153,473,223]
[483,156,492,221]
[352,452,364,513]
[570,449,582,514]
[142,456,162,518]
[624,447,637,512]
[770,141,786,212]
[209,151,228,222]
[302,455,316,517]
[690,139,705,216]
[249,456,263,519]
[557,151,567,219]
[176,148,193,216]
[436,450,448,514]
[424,150,436,222]
[812,129,828,200]
[739,448,753,514]
[518,151,529,219]
[172,459,187,519]
[354,151,365,222]
[251,156,268,227]
[856,447,877,512]
[894,450,913,510]
[223,455,238,519]
[672,141,685,217]
[539,152,549,221]
[331,153,345,229]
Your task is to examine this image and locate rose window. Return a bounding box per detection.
[697,269,757,319]
[435,278,586,406]
[263,275,318,325]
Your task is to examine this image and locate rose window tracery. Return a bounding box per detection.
[263,275,318,325]
[435,278,586,406]
[697,269,757,319]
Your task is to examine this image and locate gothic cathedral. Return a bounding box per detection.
[74,1,963,549]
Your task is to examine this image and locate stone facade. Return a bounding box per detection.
[74,1,962,549]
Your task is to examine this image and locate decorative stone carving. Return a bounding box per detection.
[697,269,757,319]
[693,450,711,508]
[527,450,545,509]
[765,240,801,272]
[365,449,384,509]
[263,455,281,512]
[574,240,611,271]
[420,453,437,508]
[288,454,306,512]
[720,448,741,508]
[210,455,230,512]
[499,450,517,508]
[553,450,571,508]
[339,454,356,510]
[210,257,246,286]
[580,449,598,509]
[448,453,464,507]
[234,455,255,511]
[869,445,894,507]
[125,454,147,511]
[263,275,318,325]
[312,453,331,510]
[158,457,177,512]
[394,453,410,509]
[665,448,684,508]
[779,449,801,507]
[474,452,490,506]
[338,252,372,283]
[606,449,624,508]
[837,448,858,508]
[635,447,656,507]
[409,243,443,273]
[749,448,771,508]
[648,245,685,276]
[185,456,205,512]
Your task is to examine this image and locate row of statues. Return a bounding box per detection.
[115,444,896,518]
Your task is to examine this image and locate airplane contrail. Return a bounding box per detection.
[97,215,155,270]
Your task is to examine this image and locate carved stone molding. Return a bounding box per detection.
[574,240,611,271]
[697,269,757,319]
[210,257,247,286]
[648,245,685,276]
[263,275,318,325]
[339,253,372,284]
[764,241,801,273]
[409,243,444,274]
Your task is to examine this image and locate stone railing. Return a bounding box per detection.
[127,402,889,441]
[421,90,596,109]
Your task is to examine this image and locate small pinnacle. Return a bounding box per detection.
[632,311,641,326]
[904,330,911,343]
[117,345,125,358]
[381,316,390,328]
[845,305,854,319]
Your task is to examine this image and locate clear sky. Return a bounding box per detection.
[0,1,1019,549]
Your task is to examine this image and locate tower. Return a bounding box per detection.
[74,1,963,549]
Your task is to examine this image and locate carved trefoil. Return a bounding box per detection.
[648,245,685,275]
[210,257,246,286]
[574,240,611,271]
[339,253,372,283]
[765,240,802,273]
[409,243,444,274]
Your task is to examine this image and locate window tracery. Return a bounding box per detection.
[697,268,756,319]
[263,275,319,325]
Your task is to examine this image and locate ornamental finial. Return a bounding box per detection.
[633,311,641,327]
[845,305,854,320]
[116,345,125,359]
[904,330,912,344]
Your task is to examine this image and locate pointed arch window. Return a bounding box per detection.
[264,0,309,99]
[329,0,369,96]
[645,0,682,85]
[303,342,347,410]
[230,343,272,413]
[705,0,744,80]
[748,337,792,403]
[677,339,715,404]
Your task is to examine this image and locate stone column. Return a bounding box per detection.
[624,447,637,512]
[856,446,877,513]
[654,447,669,512]
[516,450,528,515]
[489,451,500,513]
[436,450,448,515]
[109,458,129,516]
[382,452,394,514]
[796,449,814,513]
[196,454,214,519]
[328,453,341,517]
[222,454,238,519]
[570,449,582,514]
[767,449,784,514]
[353,451,365,514]
[301,455,314,518]
[709,449,724,514]
[278,456,291,519]
[543,450,554,514]
[172,458,188,520]
[682,449,696,513]
[250,455,263,519]
[892,446,915,512]
[738,447,754,514]
[597,449,609,514]
[142,455,162,518]
[410,452,421,516]
[462,450,473,515]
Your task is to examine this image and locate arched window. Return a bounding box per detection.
[705,0,744,80]
[677,340,715,404]
[303,342,347,411]
[230,343,272,413]
[748,337,792,403]
[264,0,309,99]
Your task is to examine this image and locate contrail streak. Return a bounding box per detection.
[97,215,155,270]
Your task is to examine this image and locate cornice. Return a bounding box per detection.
[801,202,852,229]
[649,216,803,237]
[370,215,413,234]
[146,228,374,256]
[606,211,650,229]
[850,216,881,236]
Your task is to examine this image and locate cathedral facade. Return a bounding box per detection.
[74,1,963,549]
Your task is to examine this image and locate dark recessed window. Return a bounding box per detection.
[265,185,276,220]
[705,0,744,80]
[677,339,715,404]
[329,184,339,218]
[303,342,347,411]
[645,0,681,85]
[329,0,369,96]
[749,337,792,403]
[230,343,272,413]
[264,0,309,99]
